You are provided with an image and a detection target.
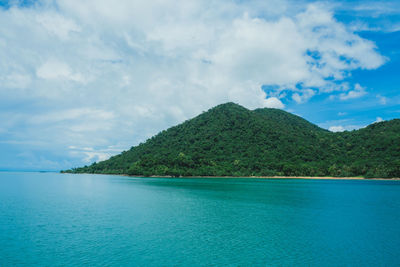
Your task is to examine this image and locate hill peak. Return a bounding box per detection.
[208,102,248,112]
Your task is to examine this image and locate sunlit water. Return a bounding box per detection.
[1,172,400,266]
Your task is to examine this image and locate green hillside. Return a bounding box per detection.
[63,103,400,178]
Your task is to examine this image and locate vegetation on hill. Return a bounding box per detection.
[62,103,400,178]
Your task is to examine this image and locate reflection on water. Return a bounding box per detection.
[1,172,399,266]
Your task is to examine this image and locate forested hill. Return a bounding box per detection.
[63,102,400,178]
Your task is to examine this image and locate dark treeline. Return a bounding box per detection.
[63,103,400,178]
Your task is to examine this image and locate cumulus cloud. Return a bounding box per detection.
[264,97,285,108]
[328,124,364,132]
[329,126,346,132]
[68,146,122,163]
[0,0,387,167]
[374,117,384,123]
[339,83,367,100]
[292,89,315,104]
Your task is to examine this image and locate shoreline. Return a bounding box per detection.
[60,172,400,180]
[118,174,400,180]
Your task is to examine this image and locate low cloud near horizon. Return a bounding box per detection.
[0,0,388,169]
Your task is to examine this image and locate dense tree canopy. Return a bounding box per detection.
[63,103,400,178]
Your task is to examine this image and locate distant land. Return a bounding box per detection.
[63,103,400,178]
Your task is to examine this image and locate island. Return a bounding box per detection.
[62,102,400,178]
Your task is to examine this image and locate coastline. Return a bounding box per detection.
[60,172,400,180]
[120,174,400,180]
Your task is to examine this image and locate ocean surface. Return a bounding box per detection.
[1,172,400,266]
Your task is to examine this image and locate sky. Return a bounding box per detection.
[0,0,399,171]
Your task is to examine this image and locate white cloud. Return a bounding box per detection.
[1,72,31,89]
[29,108,114,124]
[36,12,81,40]
[264,97,285,109]
[329,126,346,132]
[0,1,387,166]
[36,59,85,82]
[68,145,123,163]
[349,20,400,33]
[292,89,315,103]
[328,124,365,132]
[339,83,367,100]
[334,1,400,33]
[351,2,400,17]
[374,117,384,123]
[321,118,365,132]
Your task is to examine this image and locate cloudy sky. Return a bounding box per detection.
[1,0,399,170]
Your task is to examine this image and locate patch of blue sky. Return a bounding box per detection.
[0,0,38,9]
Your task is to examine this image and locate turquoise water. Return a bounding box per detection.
[1,172,400,266]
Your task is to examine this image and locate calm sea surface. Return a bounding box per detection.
[1,172,400,266]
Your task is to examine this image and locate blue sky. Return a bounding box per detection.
[0,0,399,170]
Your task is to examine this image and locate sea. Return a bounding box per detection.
[1,172,399,266]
